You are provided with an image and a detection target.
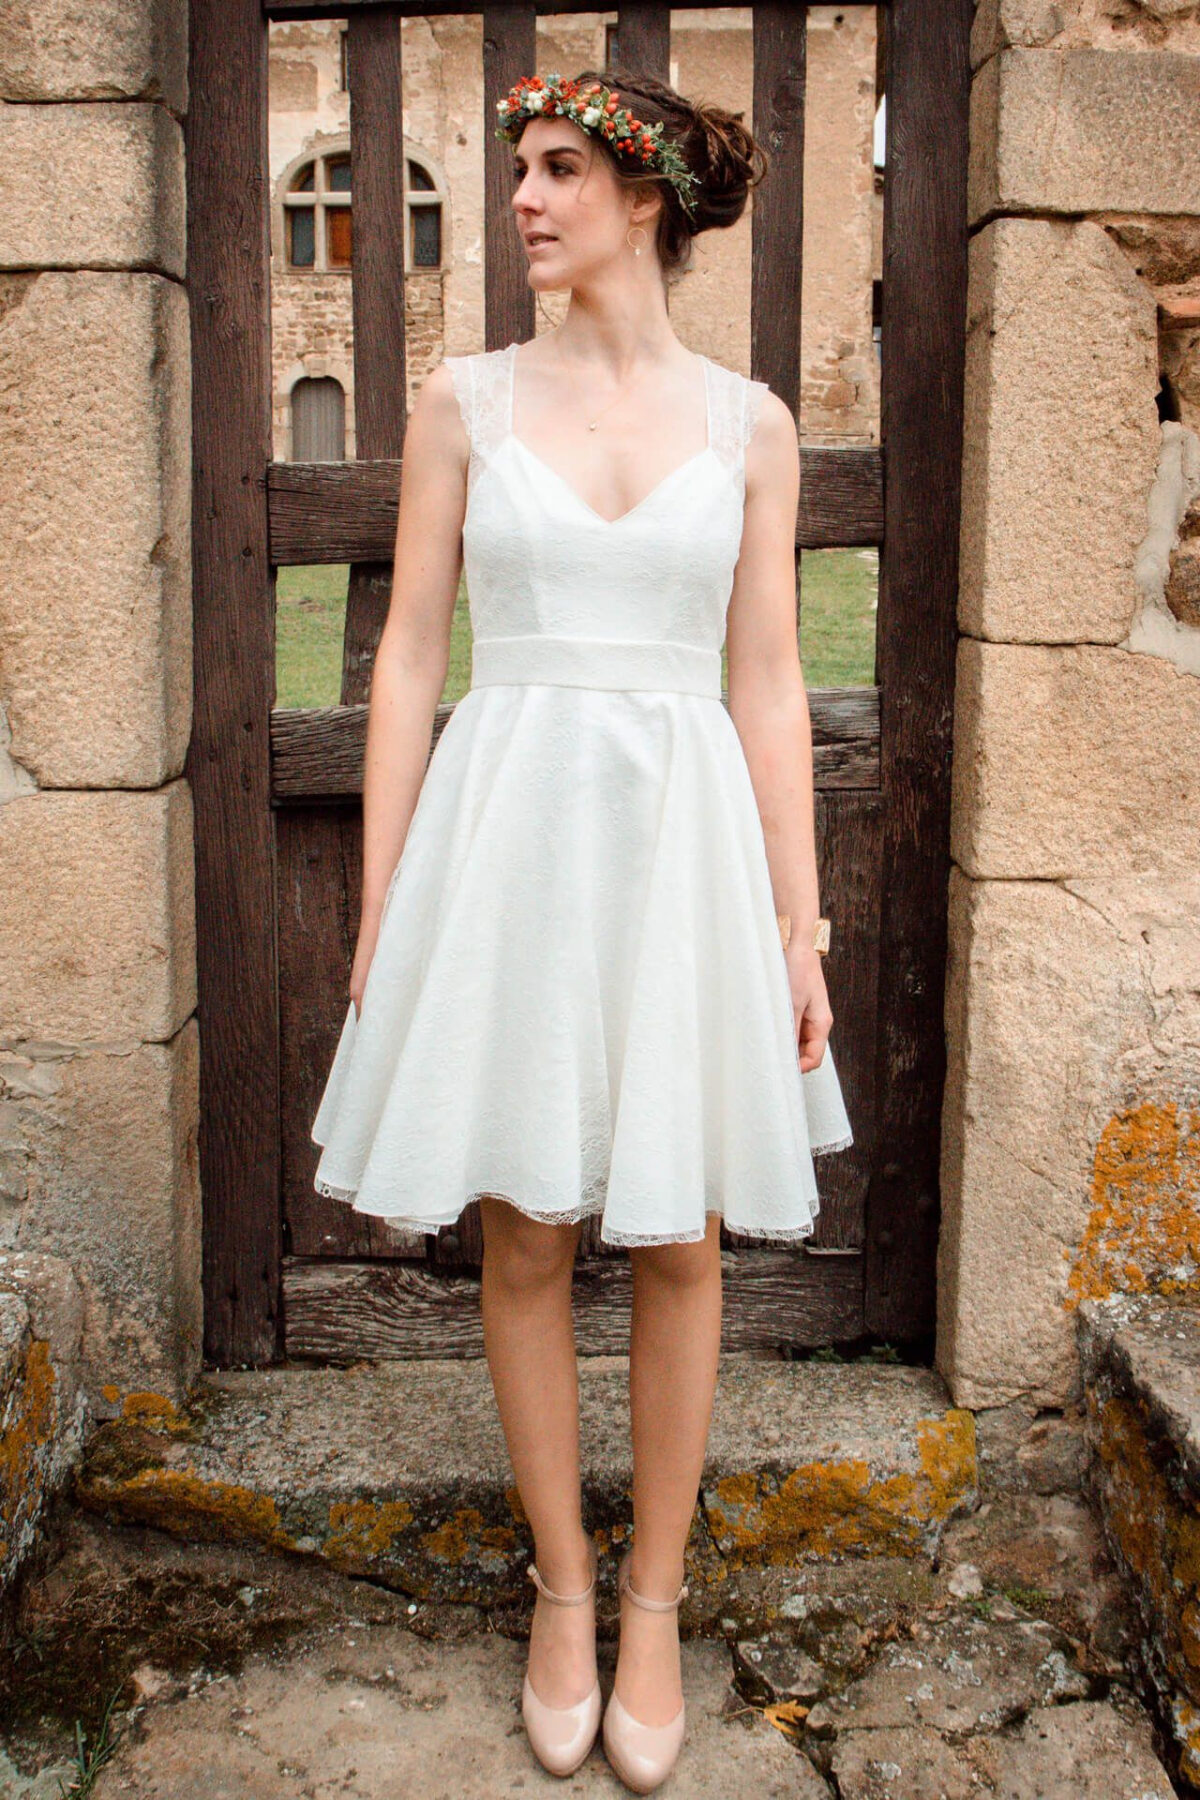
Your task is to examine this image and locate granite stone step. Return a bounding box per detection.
[74,1355,977,1607]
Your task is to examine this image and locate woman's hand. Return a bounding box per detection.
[349,921,381,1023]
[785,945,833,1073]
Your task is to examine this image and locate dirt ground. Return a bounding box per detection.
[0,1483,1186,1798]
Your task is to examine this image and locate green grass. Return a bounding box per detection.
[274,548,876,709]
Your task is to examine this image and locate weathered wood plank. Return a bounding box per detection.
[269,689,882,804]
[612,3,670,80]
[751,3,806,415]
[265,0,881,17]
[283,1248,864,1360]
[483,5,537,351]
[187,0,281,1364]
[266,446,883,564]
[865,0,971,1341]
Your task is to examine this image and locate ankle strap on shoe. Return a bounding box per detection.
[527,1561,596,1606]
[620,1568,689,1612]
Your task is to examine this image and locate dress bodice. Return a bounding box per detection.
[443,342,770,698]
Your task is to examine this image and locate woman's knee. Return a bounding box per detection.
[479,1195,579,1288]
[629,1215,722,1289]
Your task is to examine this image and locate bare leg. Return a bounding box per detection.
[616,1212,723,1725]
[478,1195,596,1708]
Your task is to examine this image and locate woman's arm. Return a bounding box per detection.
[350,361,469,1016]
[724,389,833,1073]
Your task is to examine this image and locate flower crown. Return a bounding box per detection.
[495,73,702,223]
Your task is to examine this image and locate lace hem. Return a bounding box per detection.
[811,1132,855,1157]
[311,1178,823,1247]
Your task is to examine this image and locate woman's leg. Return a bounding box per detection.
[478,1195,596,1708]
[617,1212,723,1725]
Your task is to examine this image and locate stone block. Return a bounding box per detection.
[0,1247,85,1372]
[2,1021,201,1413]
[0,272,191,787]
[971,50,1200,222]
[936,870,1159,1408]
[0,100,184,275]
[0,0,186,109]
[971,0,1067,67]
[0,783,196,1042]
[951,639,1200,879]
[75,1358,975,1597]
[960,219,1159,643]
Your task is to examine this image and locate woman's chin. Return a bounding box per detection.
[527,267,568,292]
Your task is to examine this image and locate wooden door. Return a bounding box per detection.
[187,0,971,1367]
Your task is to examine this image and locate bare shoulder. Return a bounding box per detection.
[415,357,465,416]
[745,386,798,499]
[410,358,470,466]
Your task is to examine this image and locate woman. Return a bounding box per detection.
[311,64,853,1793]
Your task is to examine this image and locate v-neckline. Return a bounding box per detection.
[506,341,713,528]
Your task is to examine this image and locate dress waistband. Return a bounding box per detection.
[470,634,721,698]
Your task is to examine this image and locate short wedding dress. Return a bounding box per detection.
[311,340,854,1245]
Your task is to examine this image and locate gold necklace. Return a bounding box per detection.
[553,336,640,432]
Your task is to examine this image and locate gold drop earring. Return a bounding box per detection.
[626,225,648,257]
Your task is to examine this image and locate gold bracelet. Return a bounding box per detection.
[777,915,831,954]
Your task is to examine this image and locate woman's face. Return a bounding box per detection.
[509,115,653,290]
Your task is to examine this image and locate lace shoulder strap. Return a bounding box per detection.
[706,357,771,468]
[443,346,513,488]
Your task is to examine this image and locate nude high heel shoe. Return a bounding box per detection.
[521,1537,602,1777]
[602,1547,689,1794]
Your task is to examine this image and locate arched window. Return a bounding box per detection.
[283,147,444,272]
[291,376,346,462]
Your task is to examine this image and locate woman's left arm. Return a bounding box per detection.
[724,389,833,1075]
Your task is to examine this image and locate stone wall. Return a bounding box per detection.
[937,0,1200,1410]
[0,0,200,1420]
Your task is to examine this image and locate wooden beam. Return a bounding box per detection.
[264,0,882,16]
[483,5,537,350]
[266,447,884,564]
[283,1247,864,1360]
[614,3,670,79]
[865,0,972,1343]
[186,0,281,1364]
[269,688,882,804]
[751,4,806,414]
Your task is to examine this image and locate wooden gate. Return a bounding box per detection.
[187,0,971,1367]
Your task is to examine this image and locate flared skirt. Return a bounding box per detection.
[311,682,853,1246]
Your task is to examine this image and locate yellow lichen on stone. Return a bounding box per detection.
[421,1508,487,1565]
[505,1483,528,1525]
[1066,1101,1200,1307]
[1,1339,59,1563]
[86,1465,297,1551]
[1173,1696,1200,1784]
[704,1410,975,1562]
[119,1392,191,1434]
[1092,1392,1200,1720]
[916,1410,977,1513]
[325,1497,415,1565]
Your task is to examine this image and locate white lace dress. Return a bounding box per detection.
[311,341,854,1246]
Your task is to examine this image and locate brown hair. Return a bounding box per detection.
[531,65,769,281]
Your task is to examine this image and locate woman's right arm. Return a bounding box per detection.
[349,360,469,1017]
